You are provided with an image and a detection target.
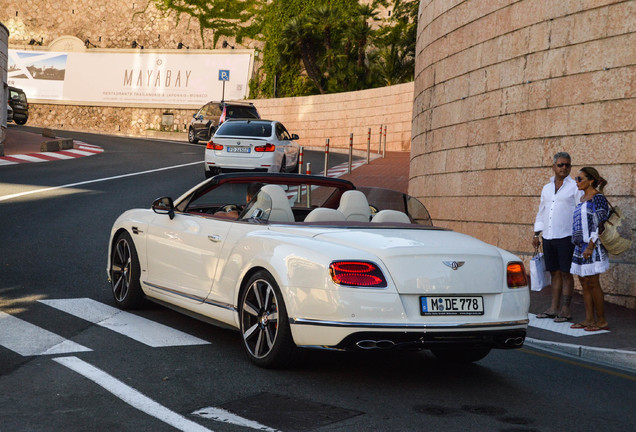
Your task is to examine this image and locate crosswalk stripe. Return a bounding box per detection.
[54,356,213,432]
[0,311,92,356]
[38,298,211,347]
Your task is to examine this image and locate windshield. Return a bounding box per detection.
[357,187,433,226]
[216,121,271,137]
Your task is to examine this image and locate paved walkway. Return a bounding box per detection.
[2,126,634,373]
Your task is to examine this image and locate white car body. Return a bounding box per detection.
[107,173,529,367]
[204,119,300,177]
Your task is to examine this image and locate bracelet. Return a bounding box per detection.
[533,234,540,238]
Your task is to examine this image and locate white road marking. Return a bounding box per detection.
[54,356,214,432]
[0,311,92,356]
[0,161,202,202]
[193,407,279,431]
[39,298,210,347]
[528,313,610,336]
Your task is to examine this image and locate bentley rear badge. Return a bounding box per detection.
[443,261,465,270]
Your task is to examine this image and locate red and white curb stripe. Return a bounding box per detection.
[0,141,103,166]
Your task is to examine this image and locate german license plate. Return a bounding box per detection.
[420,296,484,315]
[227,146,250,153]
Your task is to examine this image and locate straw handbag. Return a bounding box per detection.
[599,205,633,255]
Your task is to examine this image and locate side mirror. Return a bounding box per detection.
[152,197,175,219]
[291,134,299,140]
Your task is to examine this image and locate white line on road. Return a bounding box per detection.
[0,311,92,356]
[39,298,210,347]
[192,407,279,431]
[0,161,202,202]
[54,356,214,432]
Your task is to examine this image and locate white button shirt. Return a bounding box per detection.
[534,176,582,240]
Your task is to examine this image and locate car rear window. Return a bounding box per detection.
[216,122,272,137]
[226,106,259,119]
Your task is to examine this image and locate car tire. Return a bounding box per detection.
[239,270,299,368]
[110,231,145,309]
[188,127,199,144]
[430,347,491,363]
[204,168,213,179]
[14,117,27,125]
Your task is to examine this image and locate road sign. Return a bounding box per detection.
[219,70,230,81]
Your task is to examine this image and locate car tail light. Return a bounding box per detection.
[207,141,223,150]
[254,143,276,152]
[507,262,527,288]
[329,261,387,288]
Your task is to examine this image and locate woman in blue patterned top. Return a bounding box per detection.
[570,167,610,332]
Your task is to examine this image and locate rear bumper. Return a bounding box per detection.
[289,318,528,351]
[333,329,527,351]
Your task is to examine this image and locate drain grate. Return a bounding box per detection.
[221,392,363,432]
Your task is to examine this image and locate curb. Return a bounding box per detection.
[525,337,636,374]
[0,141,104,166]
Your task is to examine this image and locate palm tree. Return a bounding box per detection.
[279,15,325,94]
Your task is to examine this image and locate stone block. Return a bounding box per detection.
[42,128,56,138]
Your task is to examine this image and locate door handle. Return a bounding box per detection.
[208,235,222,243]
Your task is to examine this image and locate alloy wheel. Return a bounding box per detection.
[241,278,280,359]
[111,237,132,303]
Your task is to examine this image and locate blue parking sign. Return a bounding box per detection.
[219,70,230,81]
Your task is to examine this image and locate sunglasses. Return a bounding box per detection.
[556,163,571,168]
[575,176,588,183]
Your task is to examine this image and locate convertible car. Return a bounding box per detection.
[107,173,529,368]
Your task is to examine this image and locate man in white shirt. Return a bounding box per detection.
[532,152,582,322]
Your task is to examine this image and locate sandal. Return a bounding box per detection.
[536,312,556,319]
[584,325,610,332]
[554,316,572,323]
[570,322,588,329]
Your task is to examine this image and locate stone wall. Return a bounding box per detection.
[1,0,240,50]
[412,0,635,307]
[26,82,414,152]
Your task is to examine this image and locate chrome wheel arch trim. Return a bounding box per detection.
[144,281,237,312]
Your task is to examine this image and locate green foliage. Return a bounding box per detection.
[151,0,259,48]
[150,0,418,97]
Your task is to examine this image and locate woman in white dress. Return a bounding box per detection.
[570,167,610,332]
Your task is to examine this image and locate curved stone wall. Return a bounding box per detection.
[412,0,635,306]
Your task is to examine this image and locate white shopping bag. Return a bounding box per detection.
[530,253,551,292]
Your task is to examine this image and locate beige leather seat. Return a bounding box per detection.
[245,184,295,222]
[371,209,411,224]
[337,190,371,222]
[304,208,346,222]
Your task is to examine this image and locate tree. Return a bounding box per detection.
[373,0,418,85]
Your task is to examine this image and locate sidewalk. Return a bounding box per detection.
[3,127,634,373]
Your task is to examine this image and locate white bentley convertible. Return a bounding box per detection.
[107,173,530,368]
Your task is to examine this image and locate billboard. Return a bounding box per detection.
[7,49,254,106]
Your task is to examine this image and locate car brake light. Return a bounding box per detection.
[254,143,276,152]
[507,262,527,288]
[207,141,223,150]
[329,261,387,288]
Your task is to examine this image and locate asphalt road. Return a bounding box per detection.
[1,128,634,432]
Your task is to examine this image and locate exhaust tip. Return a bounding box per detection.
[504,337,525,347]
[355,339,396,350]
